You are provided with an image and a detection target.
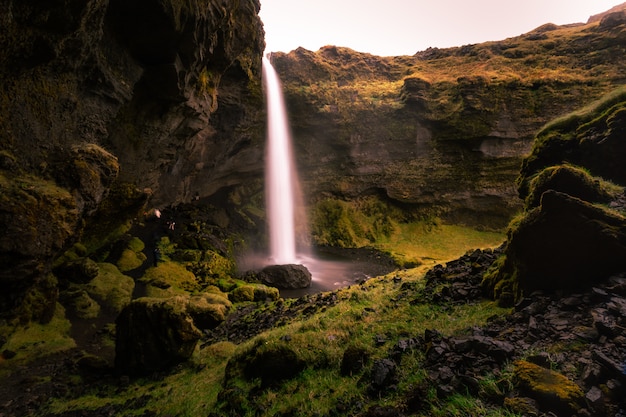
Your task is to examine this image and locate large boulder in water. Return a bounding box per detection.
[115,297,202,375]
[258,264,312,289]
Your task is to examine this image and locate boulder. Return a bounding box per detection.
[508,190,626,292]
[258,264,312,289]
[115,297,202,375]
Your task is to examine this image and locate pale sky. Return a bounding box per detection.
[259,0,623,56]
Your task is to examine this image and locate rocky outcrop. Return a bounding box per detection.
[115,296,202,375]
[483,88,626,303]
[270,13,626,229]
[0,0,265,323]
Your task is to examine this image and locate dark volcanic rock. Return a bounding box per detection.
[484,89,626,303]
[115,297,202,375]
[508,190,626,292]
[0,0,265,323]
[258,264,312,289]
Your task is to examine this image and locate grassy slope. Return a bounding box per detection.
[36,224,509,416]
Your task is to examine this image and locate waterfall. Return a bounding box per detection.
[262,56,297,264]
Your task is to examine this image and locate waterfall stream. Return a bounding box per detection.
[262,56,297,264]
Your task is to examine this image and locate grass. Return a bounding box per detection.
[38,254,513,416]
[375,222,505,267]
[0,304,75,377]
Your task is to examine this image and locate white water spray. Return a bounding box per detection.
[262,56,297,264]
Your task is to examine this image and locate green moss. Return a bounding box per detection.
[86,263,134,314]
[252,284,280,302]
[62,289,101,319]
[513,360,584,414]
[0,303,75,370]
[310,197,397,248]
[186,292,233,329]
[117,248,147,272]
[18,273,59,325]
[229,285,255,303]
[127,237,145,252]
[525,164,621,209]
[185,249,235,282]
[140,261,199,294]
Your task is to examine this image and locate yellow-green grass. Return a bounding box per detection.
[0,304,75,377]
[375,222,505,267]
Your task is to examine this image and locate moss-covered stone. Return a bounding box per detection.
[140,261,199,294]
[484,88,626,302]
[229,285,255,303]
[252,284,280,302]
[518,86,626,196]
[86,263,134,314]
[225,338,305,388]
[186,293,231,329]
[513,360,584,415]
[115,296,202,375]
[61,289,101,319]
[503,396,540,416]
[525,164,620,210]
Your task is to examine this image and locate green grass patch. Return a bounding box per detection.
[375,222,505,267]
[0,304,75,375]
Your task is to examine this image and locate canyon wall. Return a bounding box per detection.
[271,10,626,228]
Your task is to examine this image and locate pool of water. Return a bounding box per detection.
[237,247,398,298]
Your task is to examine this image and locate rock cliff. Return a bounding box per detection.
[0,0,265,324]
[482,86,626,305]
[270,9,626,228]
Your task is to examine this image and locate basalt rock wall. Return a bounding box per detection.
[270,10,626,227]
[0,0,265,323]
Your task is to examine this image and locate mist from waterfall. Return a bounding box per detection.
[262,56,297,264]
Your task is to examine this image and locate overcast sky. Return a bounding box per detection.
[259,0,622,56]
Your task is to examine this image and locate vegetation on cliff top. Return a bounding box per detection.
[272,16,626,122]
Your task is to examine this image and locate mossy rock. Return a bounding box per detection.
[116,248,147,272]
[481,254,520,306]
[140,261,199,293]
[186,249,235,281]
[484,189,626,301]
[186,293,231,329]
[226,338,305,388]
[519,87,626,194]
[513,360,584,415]
[229,285,255,303]
[252,284,280,302]
[60,289,101,319]
[86,263,134,314]
[217,278,240,293]
[524,164,620,209]
[503,396,540,416]
[127,237,145,253]
[115,296,202,375]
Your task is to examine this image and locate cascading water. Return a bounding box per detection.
[239,56,395,297]
[262,56,297,264]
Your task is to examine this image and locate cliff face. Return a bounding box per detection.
[0,0,265,322]
[271,9,626,228]
[482,87,626,305]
